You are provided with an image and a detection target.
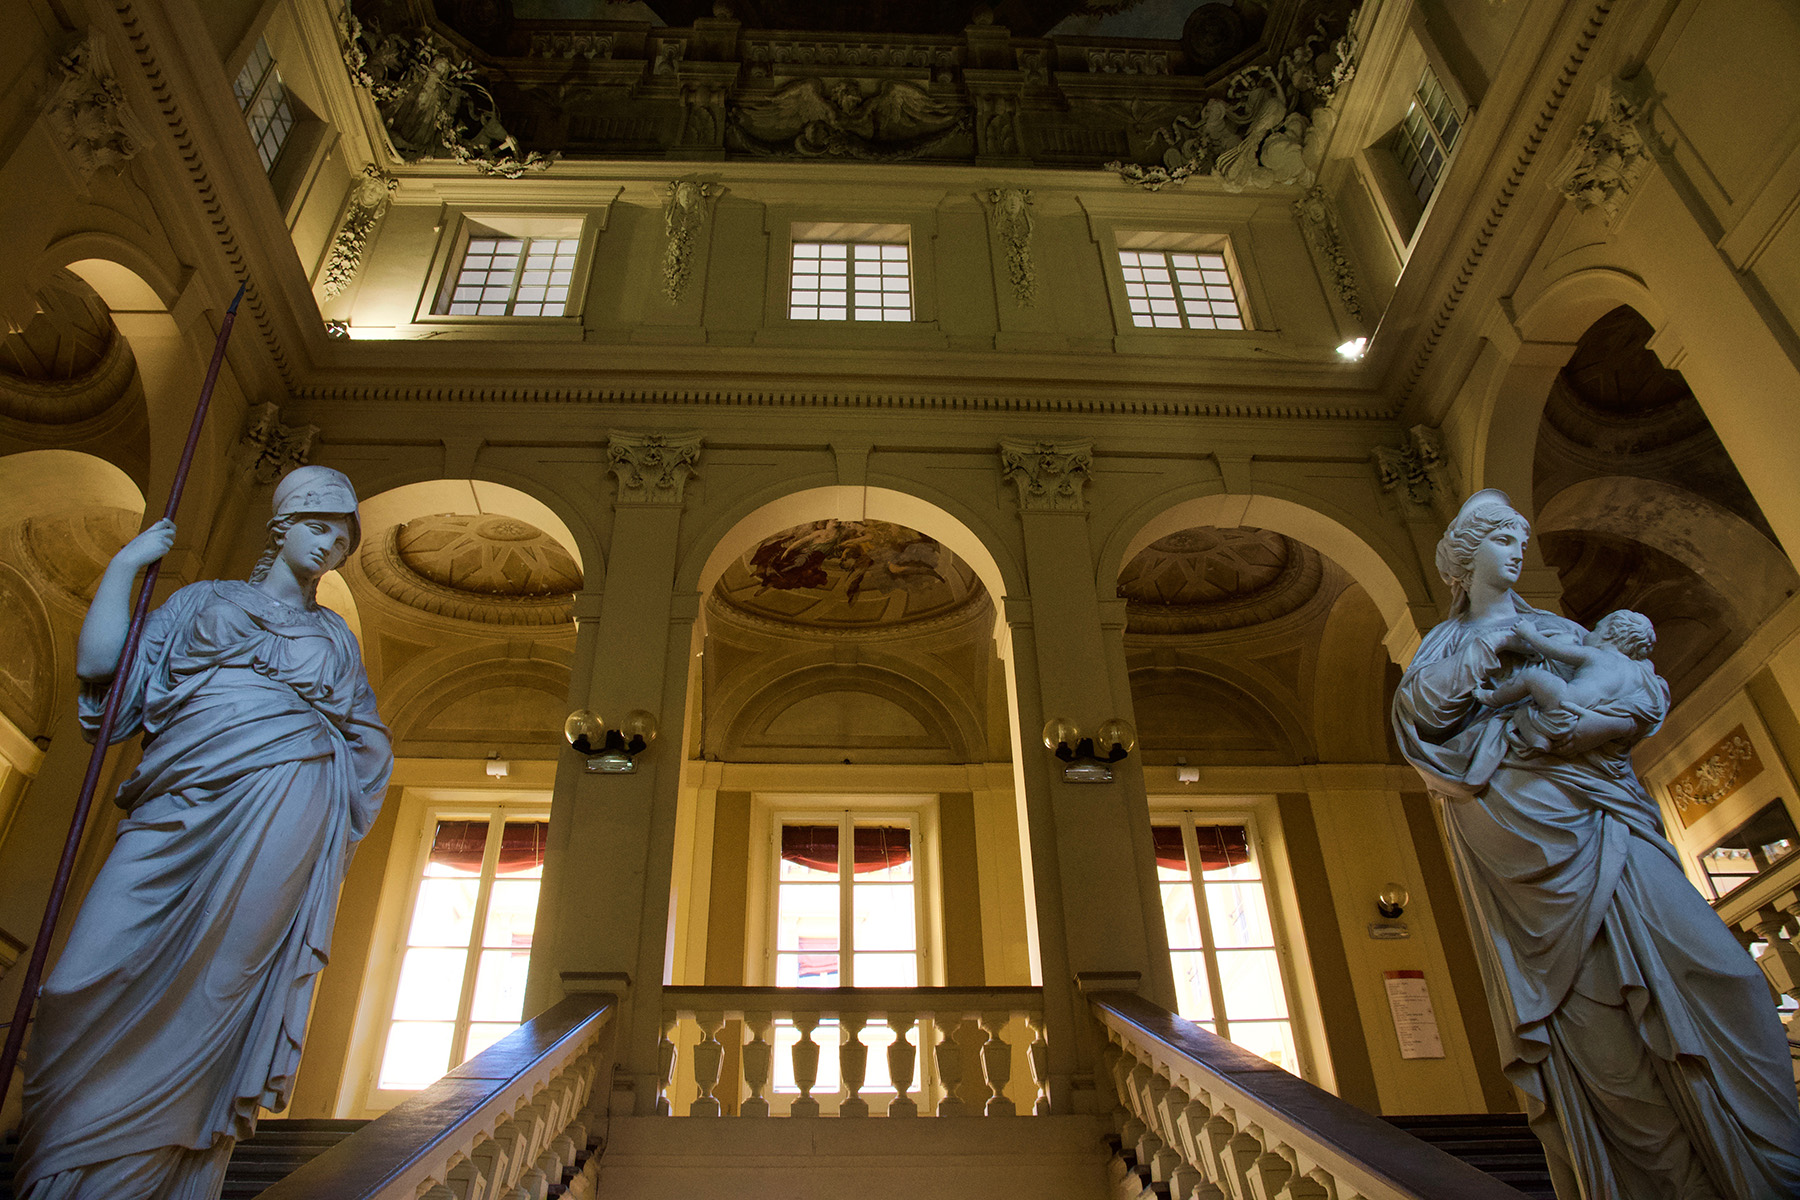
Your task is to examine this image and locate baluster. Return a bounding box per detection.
[1026,1011,1050,1115]
[690,1010,726,1116]
[790,1010,823,1117]
[1197,1109,1238,1196]
[1217,1117,1276,1200]
[471,1133,512,1194]
[840,1012,870,1117]
[1270,1145,1333,1200]
[1152,1084,1190,1187]
[933,1013,968,1116]
[741,1010,774,1117]
[886,1011,919,1116]
[419,1186,456,1200]
[655,1012,679,1116]
[445,1157,486,1200]
[1134,1075,1170,1182]
[980,1011,1015,1116]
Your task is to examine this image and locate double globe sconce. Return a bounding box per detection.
[564,709,659,774]
[1042,716,1138,783]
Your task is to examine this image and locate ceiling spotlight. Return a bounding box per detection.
[1336,337,1368,361]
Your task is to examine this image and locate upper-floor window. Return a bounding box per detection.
[430,215,587,318]
[375,811,547,1092]
[775,818,919,987]
[1391,66,1462,207]
[789,232,913,322]
[1119,249,1246,330]
[1154,819,1296,1071]
[233,37,294,173]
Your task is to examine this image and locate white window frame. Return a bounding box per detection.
[786,226,915,323]
[335,787,552,1117]
[1088,219,1267,349]
[1115,245,1248,331]
[233,36,295,174]
[1390,66,1462,209]
[416,210,600,329]
[1148,796,1329,1088]
[755,211,947,344]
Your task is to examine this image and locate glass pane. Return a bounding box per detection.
[407,877,479,946]
[1170,951,1213,1022]
[1153,827,1190,881]
[853,952,918,987]
[1217,949,1288,1019]
[470,949,531,1022]
[781,825,839,879]
[462,1022,517,1064]
[773,1021,841,1094]
[854,826,912,880]
[379,1021,454,1089]
[853,883,916,950]
[1207,882,1274,948]
[1195,826,1256,879]
[1161,882,1203,950]
[776,950,840,987]
[483,879,542,948]
[776,883,840,950]
[392,947,465,1021]
[425,820,488,877]
[1230,1020,1297,1074]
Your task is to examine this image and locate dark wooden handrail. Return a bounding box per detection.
[257,993,613,1200]
[1092,991,1534,1200]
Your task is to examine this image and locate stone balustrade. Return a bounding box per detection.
[1091,991,1532,1200]
[259,995,615,1200]
[1712,850,1800,1092]
[660,985,1046,1117]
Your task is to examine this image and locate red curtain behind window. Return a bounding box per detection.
[781,824,911,873]
[1152,824,1251,874]
[428,819,547,876]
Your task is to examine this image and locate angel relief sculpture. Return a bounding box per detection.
[728,77,970,159]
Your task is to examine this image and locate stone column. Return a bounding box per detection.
[526,431,703,1117]
[997,438,1177,1115]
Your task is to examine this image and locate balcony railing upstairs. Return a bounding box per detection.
[258,993,615,1200]
[1711,849,1800,1094]
[1092,991,1533,1200]
[659,985,1045,1117]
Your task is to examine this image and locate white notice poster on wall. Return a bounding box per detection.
[1383,969,1445,1059]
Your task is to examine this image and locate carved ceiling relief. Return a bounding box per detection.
[0,271,136,425]
[336,0,1358,180]
[41,33,150,180]
[357,513,581,625]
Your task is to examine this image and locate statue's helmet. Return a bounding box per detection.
[272,465,361,554]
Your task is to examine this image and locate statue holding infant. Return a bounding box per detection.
[1392,488,1800,1199]
[13,466,392,1200]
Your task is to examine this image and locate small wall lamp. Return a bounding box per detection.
[1042,716,1137,784]
[565,709,659,774]
[1376,883,1409,920]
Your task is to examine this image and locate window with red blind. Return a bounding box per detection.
[376,814,548,1091]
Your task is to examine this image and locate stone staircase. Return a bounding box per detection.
[1382,1113,1556,1200]
[0,1118,366,1200]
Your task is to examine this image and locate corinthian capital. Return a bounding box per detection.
[607,430,703,505]
[1000,437,1093,512]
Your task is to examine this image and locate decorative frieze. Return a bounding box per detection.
[982,187,1037,307]
[727,78,970,159]
[1551,78,1651,223]
[608,431,703,505]
[663,179,722,303]
[321,166,397,299]
[1293,185,1361,321]
[241,402,319,484]
[1000,438,1093,513]
[42,34,149,179]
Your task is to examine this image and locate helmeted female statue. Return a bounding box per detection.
[14,466,392,1199]
[1393,489,1800,1199]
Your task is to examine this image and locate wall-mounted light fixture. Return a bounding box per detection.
[565,709,659,774]
[1376,883,1409,920]
[1042,716,1137,784]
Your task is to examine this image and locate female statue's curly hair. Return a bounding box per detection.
[1434,504,1531,591]
[249,514,344,603]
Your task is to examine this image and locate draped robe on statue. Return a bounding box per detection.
[15,581,392,1200]
[1393,593,1800,1200]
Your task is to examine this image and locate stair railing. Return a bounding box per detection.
[258,993,615,1200]
[1091,991,1532,1200]
[659,985,1046,1117]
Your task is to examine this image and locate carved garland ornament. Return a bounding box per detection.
[662,178,721,303]
[1293,185,1360,321]
[983,187,1037,307]
[1372,424,1453,513]
[607,430,703,505]
[240,402,319,485]
[1000,438,1093,512]
[322,166,398,299]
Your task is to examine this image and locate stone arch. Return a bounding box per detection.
[355,479,588,580]
[720,661,978,763]
[1537,475,1797,632]
[683,484,1019,605]
[1468,267,1670,508]
[0,450,143,522]
[384,651,574,752]
[1104,489,1426,663]
[1128,665,1308,765]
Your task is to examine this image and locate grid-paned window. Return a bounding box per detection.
[376,816,547,1090]
[444,234,580,316]
[233,37,294,173]
[1392,67,1462,206]
[789,242,912,321]
[1155,822,1297,1072]
[1119,250,1245,330]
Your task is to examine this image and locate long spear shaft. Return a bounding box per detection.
[0,281,248,1110]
